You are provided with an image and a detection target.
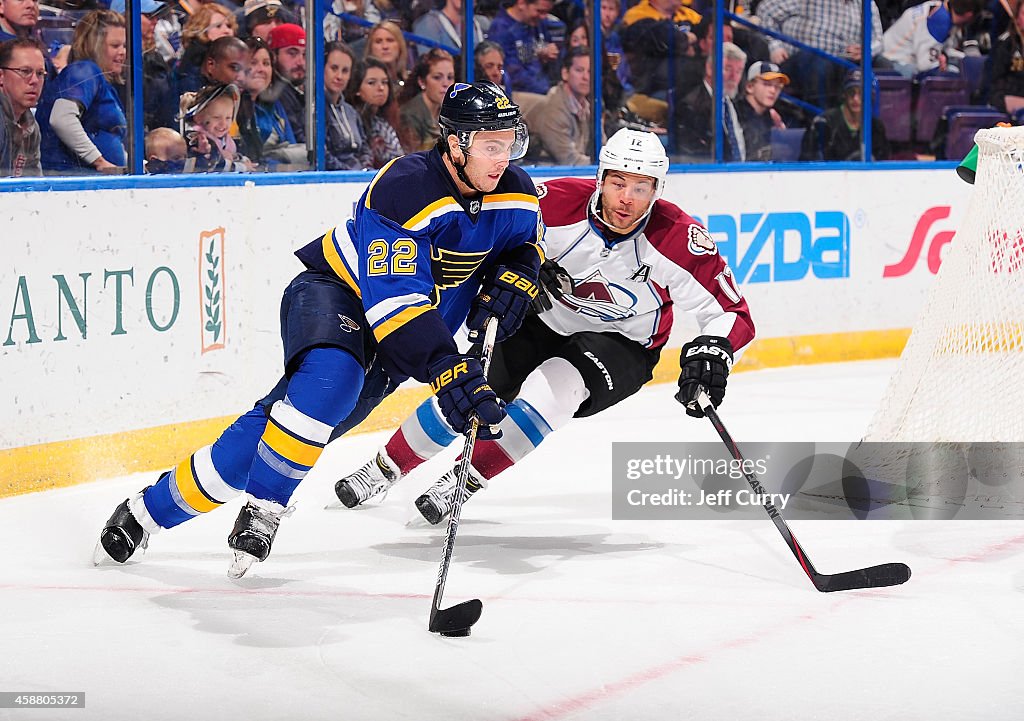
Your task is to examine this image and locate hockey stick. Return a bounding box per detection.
[695,390,912,592]
[427,317,499,636]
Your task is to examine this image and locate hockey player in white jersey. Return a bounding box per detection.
[334,127,756,524]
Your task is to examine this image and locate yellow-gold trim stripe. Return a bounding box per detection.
[174,457,220,514]
[261,420,324,468]
[372,303,434,342]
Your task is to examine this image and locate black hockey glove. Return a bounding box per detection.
[467,263,541,342]
[428,354,506,439]
[530,259,575,313]
[675,335,734,418]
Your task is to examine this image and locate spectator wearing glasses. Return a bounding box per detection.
[398,47,455,153]
[0,37,45,176]
[36,9,127,174]
[0,0,38,45]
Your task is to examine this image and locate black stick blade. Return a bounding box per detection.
[429,599,483,636]
[813,562,912,593]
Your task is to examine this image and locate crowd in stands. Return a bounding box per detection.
[3,0,1024,177]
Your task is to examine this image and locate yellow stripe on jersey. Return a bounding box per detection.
[174,456,220,514]
[373,303,434,342]
[403,197,461,231]
[262,420,324,468]
[481,192,539,208]
[364,158,401,209]
[321,230,362,298]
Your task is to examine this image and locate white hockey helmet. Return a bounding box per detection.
[592,128,670,226]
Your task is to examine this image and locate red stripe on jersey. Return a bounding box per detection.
[650,283,674,349]
[643,201,755,354]
[536,177,595,226]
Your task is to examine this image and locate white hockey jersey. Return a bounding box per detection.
[882,1,962,74]
[535,177,755,353]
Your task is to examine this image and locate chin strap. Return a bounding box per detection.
[441,140,483,194]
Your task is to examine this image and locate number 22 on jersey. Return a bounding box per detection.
[368,238,418,275]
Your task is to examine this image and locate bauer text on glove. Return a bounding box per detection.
[467,264,541,341]
[428,354,506,438]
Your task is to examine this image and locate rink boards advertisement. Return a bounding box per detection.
[0,167,973,493]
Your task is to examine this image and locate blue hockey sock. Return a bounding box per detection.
[140,405,268,530]
[245,347,364,506]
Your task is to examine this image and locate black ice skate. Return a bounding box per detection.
[94,492,150,565]
[414,468,486,525]
[333,451,401,508]
[227,497,294,579]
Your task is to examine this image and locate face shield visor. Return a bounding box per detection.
[454,123,530,162]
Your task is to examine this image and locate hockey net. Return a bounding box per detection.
[865,126,1024,442]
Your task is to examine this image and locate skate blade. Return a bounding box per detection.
[92,537,146,566]
[92,540,115,566]
[404,513,440,529]
[227,551,258,579]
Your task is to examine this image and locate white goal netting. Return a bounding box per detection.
[865,126,1024,442]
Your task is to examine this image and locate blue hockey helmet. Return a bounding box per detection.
[438,81,528,161]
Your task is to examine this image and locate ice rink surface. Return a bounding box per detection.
[2,359,1023,721]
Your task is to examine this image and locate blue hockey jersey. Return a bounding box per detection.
[295,148,542,383]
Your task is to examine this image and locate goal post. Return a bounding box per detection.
[865,126,1024,442]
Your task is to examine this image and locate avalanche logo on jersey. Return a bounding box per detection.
[557,269,638,321]
[688,225,718,256]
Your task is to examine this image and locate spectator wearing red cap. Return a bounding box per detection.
[267,21,306,144]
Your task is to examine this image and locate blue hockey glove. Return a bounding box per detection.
[467,264,541,342]
[675,335,734,418]
[428,354,506,439]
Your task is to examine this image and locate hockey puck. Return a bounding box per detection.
[438,628,471,638]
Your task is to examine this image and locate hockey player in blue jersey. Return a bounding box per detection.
[332,128,755,525]
[95,80,544,577]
